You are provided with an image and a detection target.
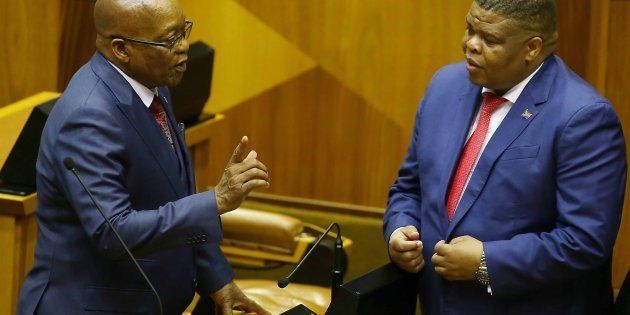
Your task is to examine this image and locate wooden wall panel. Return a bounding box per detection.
[196,1,473,207]
[0,0,61,107]
[207,67,408,207]
[182,0,316,114]
[236,0,470,133]
[607,0,630,291]
[555,0,591,79]
[0,0,95,106]
[57,0,96,91]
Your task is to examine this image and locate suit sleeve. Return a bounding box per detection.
[54,105,224,259]
[483,102,626,297]
[383,100,425,243]
[194,243,235,295]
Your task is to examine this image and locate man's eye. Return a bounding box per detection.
[484,36,498,44]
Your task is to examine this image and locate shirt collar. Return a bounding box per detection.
[107,61,158,108]
[481,62,544,103]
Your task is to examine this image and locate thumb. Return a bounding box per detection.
[401,226,420,241]
[229,136,249,164]
[245,150,257,161]
[219,304,232,315]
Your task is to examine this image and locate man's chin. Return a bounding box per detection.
[467,72,486,86]
[165,75,184,88]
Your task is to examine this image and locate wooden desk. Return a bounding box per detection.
[0,92,224,314]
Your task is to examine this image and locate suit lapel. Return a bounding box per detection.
[159,90,196,194]
[437,84,482,233]
[89,53,184,198]
[445,57,557,239]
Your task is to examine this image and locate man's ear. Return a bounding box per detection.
[111,39,130,63]
[525,36,543,62]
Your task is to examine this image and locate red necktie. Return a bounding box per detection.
[445,92,506,221]
[149,96,174,148]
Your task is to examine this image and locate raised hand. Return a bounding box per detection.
[214,136,269,214]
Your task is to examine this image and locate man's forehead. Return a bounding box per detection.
[128,3,183,36]
[466,4,515,35]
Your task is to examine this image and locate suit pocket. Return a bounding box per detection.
[499,145,540,161]
[83,286,154,314]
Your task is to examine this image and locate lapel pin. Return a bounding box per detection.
[521,108,532,120]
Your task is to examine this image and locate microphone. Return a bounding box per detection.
[63,157,163,315]
[278,222,344,301]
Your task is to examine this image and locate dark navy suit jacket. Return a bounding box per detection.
[384,56,626,315]
[18,52,233,314]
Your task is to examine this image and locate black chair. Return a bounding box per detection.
[617,270,630,315]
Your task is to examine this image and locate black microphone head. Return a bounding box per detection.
[63,157,76,170]
[277,277,290,288]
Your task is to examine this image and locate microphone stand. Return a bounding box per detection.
[278,222,344,301]
[64,157,163,315]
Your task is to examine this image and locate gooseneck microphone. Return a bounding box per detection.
[63,157,163,315]
[278,222,344,301]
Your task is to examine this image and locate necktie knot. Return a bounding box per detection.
[445,92,506,221]
[150,96,165,114]
[482,92,507,114]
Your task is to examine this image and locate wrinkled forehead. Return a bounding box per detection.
[466,2,519,37]
[116,0,185,37]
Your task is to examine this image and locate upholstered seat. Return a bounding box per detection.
[235,279,329,315]
[184,208,351,315]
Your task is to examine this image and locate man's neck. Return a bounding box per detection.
[99,51,156,89]
[496,60,545,96]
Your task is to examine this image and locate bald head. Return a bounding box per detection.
[93,0,190,88]
[95,0,182,43]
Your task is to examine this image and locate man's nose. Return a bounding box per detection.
[465,35,481,54]
[175,37,190,54]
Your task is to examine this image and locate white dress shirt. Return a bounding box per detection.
[457,62,544,208]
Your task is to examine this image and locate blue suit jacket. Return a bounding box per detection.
[383,56,626,315]
[18,52,233,314]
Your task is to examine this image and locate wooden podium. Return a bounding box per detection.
[0,92,225,314]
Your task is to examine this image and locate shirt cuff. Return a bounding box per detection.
[390,227,405,241]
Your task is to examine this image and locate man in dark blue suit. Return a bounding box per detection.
[18,0,270,314]
[384,1,626,314]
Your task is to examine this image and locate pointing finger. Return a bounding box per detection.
[229,136,249,164]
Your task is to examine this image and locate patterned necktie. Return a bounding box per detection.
[445,92,506,221]
[149,96,174,148]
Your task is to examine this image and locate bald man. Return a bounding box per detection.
[17,0,270,314]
